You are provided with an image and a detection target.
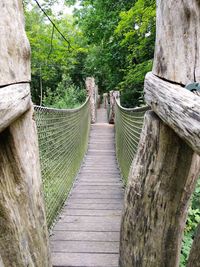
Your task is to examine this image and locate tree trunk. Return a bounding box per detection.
[0,1,51,266]
[0,109,51,266]
[85,77,97,123]
[119,111,200,267]
[153,0,200,84]
[0,0,31,86]
[119,0,200,266]
[187,224,200,267]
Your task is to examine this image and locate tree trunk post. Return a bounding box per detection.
[119,111,200,267]
[85,77,97,123]
[119,0,200,266]
[0,1,51,266]
[108,90,120,124]
[187,224,200,267]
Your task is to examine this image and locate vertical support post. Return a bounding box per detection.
[103,93,108,109]
[119,112,200,267]
[85,77,97,123]
[0,1,51,266]
[119,1,200,266]
[109,90,120,124]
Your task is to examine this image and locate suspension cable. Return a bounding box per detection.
[33,0,73,51]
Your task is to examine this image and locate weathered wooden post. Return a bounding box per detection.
[103,93,108,109]
[0,1,51,266]
[85,77,98,123]
[108,90,120,124]
[119,0,200,266]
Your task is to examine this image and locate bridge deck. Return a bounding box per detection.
[50,107,124,267]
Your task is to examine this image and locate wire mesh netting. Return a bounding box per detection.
[34,98,90,228]
[115,99,149,185]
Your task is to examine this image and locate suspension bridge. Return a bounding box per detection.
[1,1,200,266]
[34,97,146,266]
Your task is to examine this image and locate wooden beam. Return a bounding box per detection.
[119,111,200,267]
[144,72,200,155]
[0,83,31,133]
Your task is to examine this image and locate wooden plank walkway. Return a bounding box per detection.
[50,107,124,267]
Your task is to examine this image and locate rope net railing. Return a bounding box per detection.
[34,98,90,228]
[115,99,149,185]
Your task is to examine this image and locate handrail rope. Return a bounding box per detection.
[115,98,150,185]
[34,97,90,228]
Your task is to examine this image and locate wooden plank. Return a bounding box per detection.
[77,179,122,182]
[81,166,119,170]
[65,203,123,210]
[71,189,123,194]
[77,179,122,183]
[54,222,120,232]
[51,253,118,267]
[51,241,119,253]
[58,216,121,224]
[67,198,122,204]
[144,72,200,155]
[70,193,123,199]
[78,174,121,179]
[51,231,120,242]
[62,209,122,217]
[76,183,122,186]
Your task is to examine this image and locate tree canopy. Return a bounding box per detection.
[24,0,156,107]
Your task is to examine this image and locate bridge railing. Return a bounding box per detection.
[34,98,90,228]
[115,99,149,185]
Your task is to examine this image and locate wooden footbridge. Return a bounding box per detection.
[1,1,200,267]
[50,106,124,267]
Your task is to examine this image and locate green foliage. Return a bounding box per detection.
[68,0,156,106]
[43,74,86,108]
[115,0,156,107]
[25,0,156,108]
[119,60,153,107]
[24,2,88,105]
[180,178,200,266]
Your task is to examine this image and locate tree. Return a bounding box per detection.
[24,2,88,105]
[115,0,156,107]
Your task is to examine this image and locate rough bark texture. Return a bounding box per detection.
[0,1,51,266]
[0,0,31,86]
[144,72,200,155]
[0,109,51,266]
[119,111,200,267]
[103,93,108,109]
[85,77,97,123]
[153,0,200,84]
[108,91,120,124]
[0,83,31,133]
[187,224,200,267]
